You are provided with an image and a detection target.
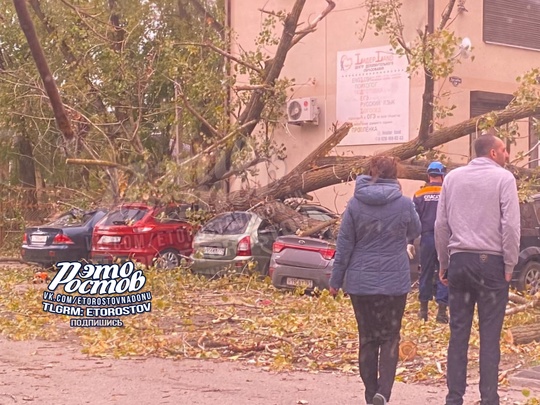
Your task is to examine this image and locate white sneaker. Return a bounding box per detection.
[373,393,387,405]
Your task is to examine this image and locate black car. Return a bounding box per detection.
[513,195,540,294]
[21,208,108,267]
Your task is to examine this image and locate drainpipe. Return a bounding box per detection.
[427,0,434,134]
[224,0,232,193]
[428,0,434,35]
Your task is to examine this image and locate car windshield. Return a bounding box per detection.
[302,209,335,222]
[201,212,251,235]
[45,211,95,227]
[101,208,148,226]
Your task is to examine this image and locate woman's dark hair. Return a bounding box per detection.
[369,156,398,180]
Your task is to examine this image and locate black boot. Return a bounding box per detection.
[418,301,428,321]
[436,303,449,324]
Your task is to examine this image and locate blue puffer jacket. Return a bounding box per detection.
[330,175,421,296]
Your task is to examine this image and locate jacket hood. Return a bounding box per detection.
[354,175,403,205]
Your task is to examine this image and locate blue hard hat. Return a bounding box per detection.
[427,161,446,175]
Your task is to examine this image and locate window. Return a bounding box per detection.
[297,205,338,222]
[201,212,251,235]
[101,208,148,226]
[469,91,512,157]
[301,209,334,222]
[46,210,95,227]
[470,91,538,167]
[154,205,189,223]
[483,0,540,51]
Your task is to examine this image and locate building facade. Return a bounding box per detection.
[230,0,540,212]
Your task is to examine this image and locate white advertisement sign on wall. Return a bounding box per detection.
[337,46,410,146]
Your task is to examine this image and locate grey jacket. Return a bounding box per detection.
[330,175,421,296]
[434,157,520,275]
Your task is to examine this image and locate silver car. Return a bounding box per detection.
[270,235,335,291]
[190,211,278,276]
[270,235,421,291]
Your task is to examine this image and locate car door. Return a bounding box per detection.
[254,219,279,275]
[521,199,540,250]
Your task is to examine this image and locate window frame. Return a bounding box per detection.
[483,0,540,52]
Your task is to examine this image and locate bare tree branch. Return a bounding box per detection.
[65,158,135,174]
[289,0,336,48]
[188,0,225,36]
[218,156,269,182]
[174,80,223,139]
[234,84,269,91]
[175,119,257,173]
[180,41,263,74]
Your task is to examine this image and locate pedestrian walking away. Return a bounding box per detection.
[410,161,449,323]
[330,155,421,405]
[434,134,521,405]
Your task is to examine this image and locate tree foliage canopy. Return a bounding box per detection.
[2,0,540,222]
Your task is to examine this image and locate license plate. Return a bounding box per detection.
[286,277,313,288]
[99,236,121,244]
[203,246,225,256]
[31,234,48,244]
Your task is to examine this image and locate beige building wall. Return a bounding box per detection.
[230,1,538,213]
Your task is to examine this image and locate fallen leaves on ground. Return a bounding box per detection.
[0,265,539,387]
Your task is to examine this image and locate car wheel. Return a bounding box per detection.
[517,261,540,294]
[156,249,181,269]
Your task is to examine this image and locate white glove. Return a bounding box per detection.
[407,244,416,260]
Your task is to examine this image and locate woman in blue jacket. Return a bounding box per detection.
[330,156,421,405]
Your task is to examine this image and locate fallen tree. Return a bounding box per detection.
[505,323,540,345]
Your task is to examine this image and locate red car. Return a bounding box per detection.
[90,203,194,268]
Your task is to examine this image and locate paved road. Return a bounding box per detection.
[0,337,533,405]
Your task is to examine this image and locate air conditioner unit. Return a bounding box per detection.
[286,97,319,125]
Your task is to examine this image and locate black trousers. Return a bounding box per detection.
[419,233,449,304]
[445,253,509,405]
[350,294,407,404]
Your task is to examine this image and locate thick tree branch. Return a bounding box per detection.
[29,0,114,130]
[439,0,457,30]
[208,105,540,212]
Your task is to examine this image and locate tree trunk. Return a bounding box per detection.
[13,0,74,140]
[505,323,540,345]
[14,135,37,216]
[252,200,323,234]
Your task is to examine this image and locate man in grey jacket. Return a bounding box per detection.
[435,134,520,405]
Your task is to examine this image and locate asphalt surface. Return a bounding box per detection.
[0,337,533,405]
